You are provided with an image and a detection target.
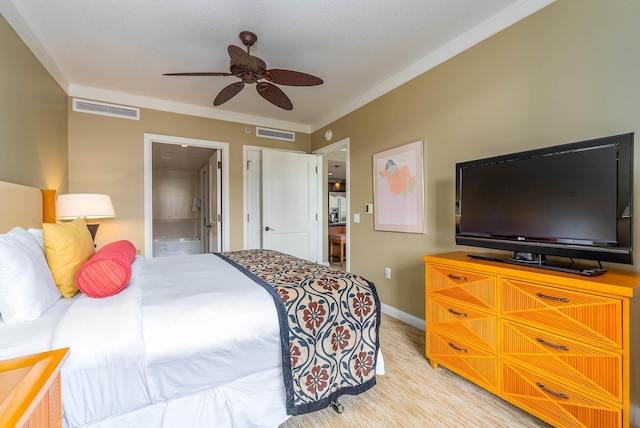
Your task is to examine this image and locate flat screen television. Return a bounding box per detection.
[455,132,633,276]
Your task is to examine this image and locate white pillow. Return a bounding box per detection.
[27,228,45,253]
[0,227,61,323]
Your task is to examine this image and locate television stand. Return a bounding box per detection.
[424,251,639,427]
[509,251,546,264]
[467,252,607,277]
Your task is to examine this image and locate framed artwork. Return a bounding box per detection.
[372,140,424,233]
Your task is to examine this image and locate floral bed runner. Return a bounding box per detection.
[217,249,380,415]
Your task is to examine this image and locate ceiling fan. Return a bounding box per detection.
[163,31,323,110]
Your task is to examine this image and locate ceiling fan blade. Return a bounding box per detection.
[228,45,261,73]
[213,82,245,106]
[228,45,248,59]
[265,69,323,86]
[163,72,232,76]
[256,82,293,110]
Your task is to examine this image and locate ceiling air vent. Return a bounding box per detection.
[255,127,295,142]
[73,98,140,120]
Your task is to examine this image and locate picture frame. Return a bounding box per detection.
[372,140,424,233]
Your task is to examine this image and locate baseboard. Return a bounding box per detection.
[380,303,425,331]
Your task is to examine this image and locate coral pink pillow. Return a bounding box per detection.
[76,240,136,298]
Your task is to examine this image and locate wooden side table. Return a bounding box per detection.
[0,348,69,428]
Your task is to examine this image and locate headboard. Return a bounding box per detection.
[0,181,55,233]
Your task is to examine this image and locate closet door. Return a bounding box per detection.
[261,149,318,262]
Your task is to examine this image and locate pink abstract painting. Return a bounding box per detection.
[373,140,424,233]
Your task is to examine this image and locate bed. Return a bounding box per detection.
[0,181,382,428]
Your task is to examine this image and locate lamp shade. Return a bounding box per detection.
[56,194,116,220]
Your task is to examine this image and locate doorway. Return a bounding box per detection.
[315,138,350,270]
[143,133,230,258]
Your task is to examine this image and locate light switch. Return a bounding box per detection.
[354,213,360,223]
[364,203,373,214]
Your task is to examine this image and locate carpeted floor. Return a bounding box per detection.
[280,314,551,428]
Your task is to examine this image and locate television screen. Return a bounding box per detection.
[455,133,633,271]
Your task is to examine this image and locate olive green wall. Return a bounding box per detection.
[68,105,311,251]
[0,15,68,192]
[312,0,640,320]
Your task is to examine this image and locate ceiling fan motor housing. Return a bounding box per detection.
[230,56,267,84]
[239,31,258,48]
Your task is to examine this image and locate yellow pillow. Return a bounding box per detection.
[43,218,95,298]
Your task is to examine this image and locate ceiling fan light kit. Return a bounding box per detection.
[163,31,323,110]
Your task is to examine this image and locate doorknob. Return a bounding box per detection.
[264,226,275,231]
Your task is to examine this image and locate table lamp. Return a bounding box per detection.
[56,193,116,240]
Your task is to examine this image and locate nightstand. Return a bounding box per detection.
[0,348,69,428]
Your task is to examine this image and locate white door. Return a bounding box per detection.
[208,150,222,252]
[262,149,318,262]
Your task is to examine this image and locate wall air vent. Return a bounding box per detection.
[73,98,140,120]
[255,127,295,142]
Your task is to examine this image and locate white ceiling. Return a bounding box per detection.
[328,161,346,183]
[152,142,215,172]
[1,0,553,133]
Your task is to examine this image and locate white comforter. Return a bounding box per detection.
[51,253,283,427]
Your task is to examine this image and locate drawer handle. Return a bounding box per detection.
[448,274,468,281]
[448,342,468,353]
[536,337,569,351]
[536,382,569,400]
[536,292,570,303]
[448,308,468,317]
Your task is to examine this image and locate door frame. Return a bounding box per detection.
[143,133,230,258]
[207,149,222,252]
[313,138,350,271]
[199,161,210,253]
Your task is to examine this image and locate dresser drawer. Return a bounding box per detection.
[426,265,496,312]
[502,360,622,428]
[428,329,498,393]
[428,296,497,353]
[501,278,622,349]
[502,320,622,404]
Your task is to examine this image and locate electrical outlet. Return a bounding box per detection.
[385,267,391,279]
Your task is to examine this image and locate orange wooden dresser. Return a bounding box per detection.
[0,348,69,428]
[424,252,640,428]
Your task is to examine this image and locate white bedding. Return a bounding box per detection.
[52,282,150,425]
[51,253,287,428]
[138,254,282,400]
[1,251,383,427]
[0,294,78,360]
